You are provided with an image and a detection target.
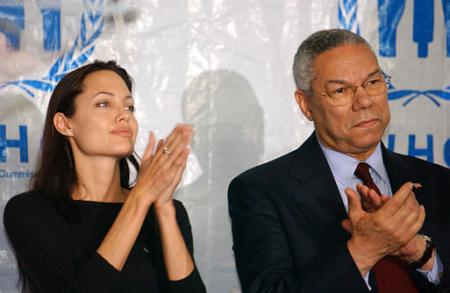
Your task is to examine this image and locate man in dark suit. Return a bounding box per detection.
[228,29,450,293]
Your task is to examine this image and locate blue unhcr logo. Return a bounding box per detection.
[338,0,450,107]
[0,0,104,97]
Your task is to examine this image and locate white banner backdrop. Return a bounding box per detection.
[0,0,448,292]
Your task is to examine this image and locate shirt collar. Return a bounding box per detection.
[365,144,389,183]
[316,134,389,185]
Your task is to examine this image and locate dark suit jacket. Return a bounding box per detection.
[228,133,450,293]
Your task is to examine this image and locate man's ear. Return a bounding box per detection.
[295,90,313,121]
[53,113,73,137]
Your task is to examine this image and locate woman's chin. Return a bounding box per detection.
[112,148,135,158]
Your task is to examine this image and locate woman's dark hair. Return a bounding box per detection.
[32,60,139,212]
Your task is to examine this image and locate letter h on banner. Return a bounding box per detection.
[408,134,434,163]
[0,124,28,163]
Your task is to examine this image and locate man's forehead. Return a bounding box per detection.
[313,44,380,82]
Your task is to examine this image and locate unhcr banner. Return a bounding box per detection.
[0,0,448,292]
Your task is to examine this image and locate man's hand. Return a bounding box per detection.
[344,182,426,276]
[345,183,434,271]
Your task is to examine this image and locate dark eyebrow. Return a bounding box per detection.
[91,91,134,100]
[325,69,382,85]
[91,91,113,98]
[366,69,382,78]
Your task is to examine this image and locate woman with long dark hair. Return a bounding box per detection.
[4,60,206,293]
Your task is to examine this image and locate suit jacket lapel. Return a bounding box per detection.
[289,133,350,244]
[381,145,426,205]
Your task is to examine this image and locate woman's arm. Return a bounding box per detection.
[97,124,192,271]
[155,200,207,293]
[156,203,194,280]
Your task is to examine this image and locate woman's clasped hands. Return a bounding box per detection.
[132,124,193,209]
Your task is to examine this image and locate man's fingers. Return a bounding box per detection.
[405,203,425,233]
[392,189,420,223]
[397,204,425,246]
[357,183,384,212]
[356,184,369,197]
[368,189,382,205]
[383,182,415,214]
[345,188,364,219]
[411,205,426,236]
[341,219,353,234]
[384,195,424,247]
[417,205,426,230]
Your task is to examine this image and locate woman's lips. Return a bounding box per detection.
[111,128,132,137]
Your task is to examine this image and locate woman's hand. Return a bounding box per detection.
[153,125,192,209]
[131,124,192,208]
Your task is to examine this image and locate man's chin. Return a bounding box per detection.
[350,137,381,152]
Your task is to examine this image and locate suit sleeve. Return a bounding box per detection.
[3,196,120,293]
[228,176,370,293]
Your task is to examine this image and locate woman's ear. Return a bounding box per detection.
[53,113,73,137]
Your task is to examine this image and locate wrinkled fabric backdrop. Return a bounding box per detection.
[0,0,449,292]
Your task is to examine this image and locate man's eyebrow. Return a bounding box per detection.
[325,69,382,85]
[366,69,382,78]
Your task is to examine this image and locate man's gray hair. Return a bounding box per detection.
[293,29,374,95]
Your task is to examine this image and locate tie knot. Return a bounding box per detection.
[354,162,381,195]
[354,162,373,184]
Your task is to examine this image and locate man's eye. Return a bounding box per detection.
[333,87,347,94]
[367,78,382,86]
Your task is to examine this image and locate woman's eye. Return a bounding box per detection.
[125,105,135,112]
[96,101,109,108]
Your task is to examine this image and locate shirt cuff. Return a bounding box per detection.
[417,250,443,285]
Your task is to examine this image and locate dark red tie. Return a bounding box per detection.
[354,162,418,293]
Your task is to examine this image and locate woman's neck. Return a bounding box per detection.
[71,155,127,202]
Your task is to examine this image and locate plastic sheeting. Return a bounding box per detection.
[0,0,449,292]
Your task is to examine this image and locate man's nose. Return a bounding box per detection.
[353,85,373,109]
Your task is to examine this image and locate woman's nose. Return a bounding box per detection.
[116,107,131,122]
